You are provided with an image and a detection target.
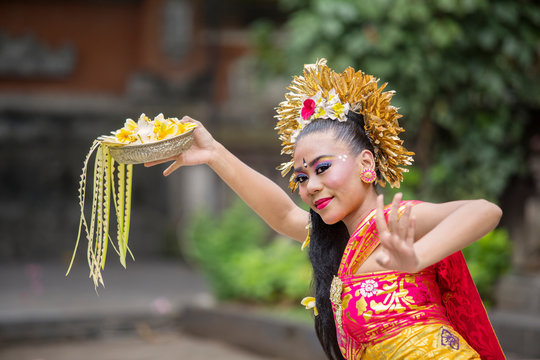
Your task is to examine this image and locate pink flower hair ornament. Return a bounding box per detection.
[301,99,316,120]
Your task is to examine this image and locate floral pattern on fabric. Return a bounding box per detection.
[359,279,379,298]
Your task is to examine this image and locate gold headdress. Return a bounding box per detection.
[275,59,414,191]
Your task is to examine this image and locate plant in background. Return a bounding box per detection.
[254,0,540,203]
[185,200,312,303]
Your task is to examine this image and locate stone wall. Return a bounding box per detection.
[0,103,170,262]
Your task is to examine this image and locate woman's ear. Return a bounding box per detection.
[356,149,376,171]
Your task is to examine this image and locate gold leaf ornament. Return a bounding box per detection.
[275,59,414,191]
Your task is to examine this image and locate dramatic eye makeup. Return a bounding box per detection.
[314,157,333,175]
[293,172,308,183]
[293,155,335,183]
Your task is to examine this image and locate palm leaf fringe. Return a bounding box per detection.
[67,143,135,289]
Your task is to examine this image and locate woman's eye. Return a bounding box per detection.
[294,174,308,184]
[315,162,331,175]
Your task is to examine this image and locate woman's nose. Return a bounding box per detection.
[307,177,322,194]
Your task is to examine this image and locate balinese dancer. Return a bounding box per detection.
[146,59,505,359]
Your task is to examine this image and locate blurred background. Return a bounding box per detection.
[0,0,539,359]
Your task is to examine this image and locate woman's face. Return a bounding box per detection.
[293,131,373,227]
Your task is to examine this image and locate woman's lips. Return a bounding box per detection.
[314,197,333,210]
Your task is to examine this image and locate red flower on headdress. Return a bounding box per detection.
[301,99,316,120]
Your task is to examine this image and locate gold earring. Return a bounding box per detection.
[360,169,376,184]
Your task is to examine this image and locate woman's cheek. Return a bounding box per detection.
[324,167,349,188]
[299,187,310,206]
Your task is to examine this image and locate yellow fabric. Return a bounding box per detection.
[361,324,480,360]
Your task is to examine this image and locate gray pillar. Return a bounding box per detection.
[167,164,217,250]
[491,135,540,358]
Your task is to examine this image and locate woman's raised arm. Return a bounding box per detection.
[375,193,502,272]
[145,117,309,242]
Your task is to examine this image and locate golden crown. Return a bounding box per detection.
[275,59,414,191]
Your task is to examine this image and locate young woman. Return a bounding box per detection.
[146,60,505,359]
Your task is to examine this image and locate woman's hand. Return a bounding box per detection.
[375,193,419,273]
[144,116,216,176]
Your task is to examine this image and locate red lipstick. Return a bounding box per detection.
[314,197,332,210]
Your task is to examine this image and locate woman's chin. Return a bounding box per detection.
[320,213,343,225]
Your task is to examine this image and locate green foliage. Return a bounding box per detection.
[185,200,312,303]
[462,228,511,306]
[254,0,540,202]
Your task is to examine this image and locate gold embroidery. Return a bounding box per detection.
[342,293,353,309]
[368,276,420,314]
[356,296,368,315]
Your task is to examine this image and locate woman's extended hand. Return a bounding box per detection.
[375,193,419,273]
[144,116,216,176]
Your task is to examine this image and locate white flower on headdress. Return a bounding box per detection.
[315,106,328,119]
[312,91,325,107]
[325,89,350,121]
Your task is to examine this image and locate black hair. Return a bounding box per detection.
[296,111,373,157]
[296,112,374,359]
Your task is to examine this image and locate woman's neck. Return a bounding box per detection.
[342,188,379,235]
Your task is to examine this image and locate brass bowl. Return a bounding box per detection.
[105,128,195,164]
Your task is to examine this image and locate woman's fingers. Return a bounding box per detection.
[144,156,177,167]
[164,160,182,176]
[388,192,402,233]
[398,203,411,238]
[374,194,419,272]
[406,216,416,247]
[180,115,199,124]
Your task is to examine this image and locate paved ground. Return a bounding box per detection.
[0,260,279,359]
[0,330,278,360]
[0,260,212,323]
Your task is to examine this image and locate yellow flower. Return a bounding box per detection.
[156,122,178,140]
[115,128,136,143]
[152,113,166,135]
[169,117,181,125]
[332,102,345,115]
[124,118,138,132]
[176,122,196,135]
[315,107,327,118]
[301,221,311,251]
[301,296,318,316]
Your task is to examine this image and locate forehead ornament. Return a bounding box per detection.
[275,59,414,191]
